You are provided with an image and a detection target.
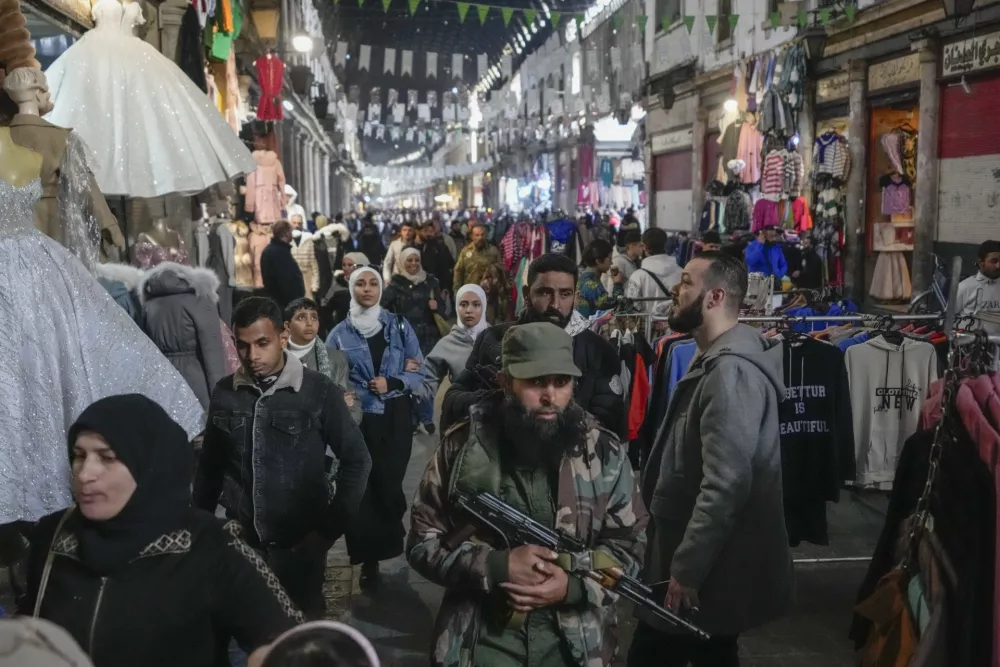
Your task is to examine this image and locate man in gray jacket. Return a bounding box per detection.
[629,251,792,667]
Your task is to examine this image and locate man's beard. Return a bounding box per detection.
[668,290,706,333]
[521,306,571,329]
[983,269,1000,280]
[501,396,586,469]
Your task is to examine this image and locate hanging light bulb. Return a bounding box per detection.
[723,99,738,112]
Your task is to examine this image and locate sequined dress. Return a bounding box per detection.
[42,0,256,198]
[0,178,205,523]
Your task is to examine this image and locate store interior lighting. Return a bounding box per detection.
[292,34,314,53]
[724,99,738,112]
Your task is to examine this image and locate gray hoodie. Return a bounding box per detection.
[641,323,793,636]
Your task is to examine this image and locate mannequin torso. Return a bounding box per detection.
[0,128,43,188]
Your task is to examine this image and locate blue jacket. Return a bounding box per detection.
[744,240,788,278]
[326,311,425,414]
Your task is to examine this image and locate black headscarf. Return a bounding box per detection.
[67,394,194,576]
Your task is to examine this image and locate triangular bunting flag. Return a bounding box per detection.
[727,14,739,30]
[660,16,670,32]
[845,4,857,21]
[637,14,647,31]
[797,10,807,28]
[550,11,561,26]
[575,13,584,30]
[477,4,489,24]
[381,0,390,11]
[705,14,717,34]
[683,15,694,34]
[612,13,623,30]
[769,11,780,28]
[819,7,830,24]
[456,1,469,21]
[334,0,339,5]
[408,0,419,15]
[501,7,513,25]
[357,0,364,7]
[524,8,536,24]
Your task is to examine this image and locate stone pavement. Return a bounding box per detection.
[324,426,889,667]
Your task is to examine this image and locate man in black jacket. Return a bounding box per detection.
[260,220,306,309]
[441,253,625,434]
[194,297,371,619]
[416,218,456,297]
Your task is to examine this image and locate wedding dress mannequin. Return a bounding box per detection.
[0,127,203,525]
[42,0,256,198]
[2,66,125,268]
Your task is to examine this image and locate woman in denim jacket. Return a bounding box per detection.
[326,266,424,589]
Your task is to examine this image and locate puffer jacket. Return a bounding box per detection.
[381,273,443,355]
[139,263,227,409]
[441,310,625,435]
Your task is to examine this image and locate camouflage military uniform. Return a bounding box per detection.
[406,405,648,667]
[453,244,505,294]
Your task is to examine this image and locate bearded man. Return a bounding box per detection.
[407,322,647,667]
[442,253,624,435]
[629,251,792,667]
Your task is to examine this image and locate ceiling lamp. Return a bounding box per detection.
[292,34,314,53]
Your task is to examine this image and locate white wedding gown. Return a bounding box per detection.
[0,177,205,523]
[43,0,256,198]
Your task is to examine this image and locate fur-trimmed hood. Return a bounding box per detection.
[94,263,146,290]
[316,222,351,243]
[138,262,220,304]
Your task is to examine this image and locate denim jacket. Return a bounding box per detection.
[326,311,425,414]
[193,352,372,548]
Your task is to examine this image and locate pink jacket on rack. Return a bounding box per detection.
[245,150,285,224]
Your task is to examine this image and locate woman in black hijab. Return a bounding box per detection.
[20,394,302,667]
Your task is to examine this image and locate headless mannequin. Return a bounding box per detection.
[0,128,43,188]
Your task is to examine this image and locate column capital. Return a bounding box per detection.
[911,37,939,64]
[848,59,867,83]
[696,107,709,122]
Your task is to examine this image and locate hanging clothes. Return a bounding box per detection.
[255,54,285,121]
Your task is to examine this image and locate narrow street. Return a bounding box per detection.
[324,391,889,667]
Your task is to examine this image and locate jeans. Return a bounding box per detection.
[266,540,330,620]
[413,393,434,425]
[626,622,739,667]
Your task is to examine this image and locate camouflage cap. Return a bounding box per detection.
[501,322,582,380]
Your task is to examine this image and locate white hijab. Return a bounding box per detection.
[454,283,489,340]
[348,266,384,338]
[394,246,427,284]
[263,621,380,667]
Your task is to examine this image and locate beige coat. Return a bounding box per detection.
[291,230,319,298]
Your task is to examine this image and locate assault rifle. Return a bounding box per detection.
[453,491,711,640]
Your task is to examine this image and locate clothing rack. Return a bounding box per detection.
[738,313,943,324]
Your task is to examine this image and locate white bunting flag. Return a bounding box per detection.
[478,54,487,79]
[402,50,413,76]
[359,45,372,71]
[426,52,438,79]
[501,54,512,78]
[586,49,598,81]
[610,46,621,73]
[335,42,348,67]
[451,53,464,80]
[384,48,396,74]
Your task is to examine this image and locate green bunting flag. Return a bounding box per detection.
[382,0,390,11]
[845,3,857,21]
[477,4,489,24]
[612,13,623,29]
[574,13,585,31]
[683,15,695,34]
[728,14,739,30]
[524,8,536,24]
[357,0,364,7]
[705,14,717,35]
[660,16,670,32]
[769,11,780,28]
[501,7,513,25]
[408,0,419,14]
[819,7,831,24]
[550,11,561,26]
[456,2,469,22]
[636,14,647,32]
[797,9,807,28]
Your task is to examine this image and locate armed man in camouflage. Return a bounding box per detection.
[406,322,647,667]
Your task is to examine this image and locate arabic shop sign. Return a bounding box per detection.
[943,31,1000,76]
[816,73,849,103]
[868,54,920,91]
[651,127,693,155]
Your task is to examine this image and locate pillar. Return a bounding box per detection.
[911,36,940,293]
[691,103,707,232]
[798,81,816,206]
[843,59,868,301]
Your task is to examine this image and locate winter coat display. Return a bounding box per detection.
[290,230,319,299]
[724,188,752,233]
[642,324,793,635]
[745,240,788,278]
[227,220,254,287]
[195,353,371,546]
[813,132,850,181]
[248,223,271,288]
[441,311,624,435]
[139,263,228,409]
[381,273,443,354]
[245,151,285,224]
[23,509,300,667]
[259,238,305,310]
[846,336,938,488]
[778,336,855,546]
[255,53,285,121]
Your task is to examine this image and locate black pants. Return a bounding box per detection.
[346,396,413,564]
[266,542,329,620]
[627,622,739,667]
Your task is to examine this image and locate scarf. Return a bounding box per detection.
[287,337,317,360]
[348,266,384,338]
[454,283,489,340]
[395,246,427,284]
[67,394,193,576]
[344,251,370,268]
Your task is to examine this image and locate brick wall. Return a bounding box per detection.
[937,73,1000,244]
[653,150,692,230]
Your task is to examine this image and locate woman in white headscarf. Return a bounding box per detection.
[422,284,488,401]
[325,266,424,590]
[257,620,380,667]
[0,619,94,667]
[324,251,370,331]
[380,246,443,355]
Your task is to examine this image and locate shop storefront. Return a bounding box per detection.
[650,127,693,232]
